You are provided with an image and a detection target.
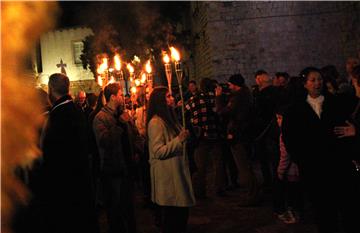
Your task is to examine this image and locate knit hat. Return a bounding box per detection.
[228,74,245,87]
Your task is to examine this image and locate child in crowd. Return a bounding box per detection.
[273,113,303,224]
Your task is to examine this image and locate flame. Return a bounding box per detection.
[127,63,134,73]
[97,76,103,87]
[170,47,180,61]
[163,54,170,64]
[133,55,140,63]
[131,86,137,94]
[141,73,147,84]
[145,60,152,73]
[135,79,141,86]
[108,76,116,84]
[114,54,121,71]
[97,57,108,74]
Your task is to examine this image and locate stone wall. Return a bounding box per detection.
[190,2,360,85]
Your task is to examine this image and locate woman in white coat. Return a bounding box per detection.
[147,86,195,233]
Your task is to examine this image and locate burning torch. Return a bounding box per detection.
[163,53,172,95]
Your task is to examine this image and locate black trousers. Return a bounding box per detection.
[272,178,304,214]
[154,205,189,233]
[307,175,359,233]
[102,176,136,233]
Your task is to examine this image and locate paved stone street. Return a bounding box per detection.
[132,188,317,233]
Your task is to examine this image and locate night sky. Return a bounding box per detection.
[57,1,189,29]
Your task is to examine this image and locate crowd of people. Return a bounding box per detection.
[13,57,360,233]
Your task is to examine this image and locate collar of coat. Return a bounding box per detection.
[101,105,118,118]
[51,95,73,112]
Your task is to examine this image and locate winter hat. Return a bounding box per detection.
[228,74,245,87]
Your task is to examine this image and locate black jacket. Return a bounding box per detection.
[282,94,343,183]
[41,95,91,201]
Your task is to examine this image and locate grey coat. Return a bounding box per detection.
[148,115,196,207]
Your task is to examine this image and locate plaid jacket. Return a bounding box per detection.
[185,91,220,140]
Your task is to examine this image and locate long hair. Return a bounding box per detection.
[146,86,181,135]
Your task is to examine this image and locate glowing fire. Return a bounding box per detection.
[163,54,170,64]
[135,79,141,86]
[133,55,141,63]
[127,63,134,73]
[145,60,152,73]
[108,76,116,84]
[97,58,108,74]
[141,73,147,84]
[97,76,103,87]
[114,54,121,71]
[131,86,137,94]
[170,47,180,61]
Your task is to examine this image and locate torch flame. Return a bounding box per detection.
[133,55,140,63]
[131,86,137,94]
[163,54,170,64]
[97,76,103,87]
[114,54,121,71]
[141,73,147,84]
[135,79,141,86]
[97,57,108,74]
[108,76,116,84]
[170,47,180,61]
[145,60,152,73]
[127,63,134,73]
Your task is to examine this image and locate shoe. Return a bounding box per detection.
[277,210,296,224]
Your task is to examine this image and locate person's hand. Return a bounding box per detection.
[178,129,190,142]
[120,111,131,122]
[177,100,183,107]
[277,173,284,181]
[334,121,356,138]
[215,85,223,96]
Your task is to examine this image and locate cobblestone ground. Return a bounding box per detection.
[99,163,318,233]
[127,188,317,233]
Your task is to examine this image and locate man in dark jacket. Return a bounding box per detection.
[40,73,95,233]
[93,83,136,233]
[216,74,259,205]
[253,70,281,186]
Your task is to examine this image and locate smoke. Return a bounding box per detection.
[1,2,59,232]
[63,2,188,59]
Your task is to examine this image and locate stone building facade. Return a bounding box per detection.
[189,2,360,85]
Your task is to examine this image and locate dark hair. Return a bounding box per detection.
[189,80,197,86]
[254,69,268,78]
[299,67,321,84]
[352,65,360,86]
[275,72,290,80]
[228,74,245,87]
[87,93,97,108]
[200,78,213,92]
[146,87,180,135]
[321,65,339,89]
[104,83,121,102]
[89,91,104,124]
[48,73,69,96]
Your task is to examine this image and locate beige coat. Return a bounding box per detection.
[148,115,196,207]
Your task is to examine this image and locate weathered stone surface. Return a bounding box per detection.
[190,2,360,86]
